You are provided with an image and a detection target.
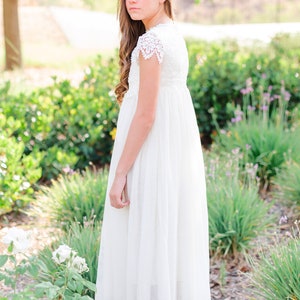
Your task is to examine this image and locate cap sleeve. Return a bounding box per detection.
[133,31,164,64]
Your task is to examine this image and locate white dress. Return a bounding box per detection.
[95,23,211,300]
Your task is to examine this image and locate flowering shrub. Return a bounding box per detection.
[205,150,273,257]
[34,220,100,298]
[0,227,95,299]
[34,244,94,299]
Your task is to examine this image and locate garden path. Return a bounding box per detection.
[49,6,300,49]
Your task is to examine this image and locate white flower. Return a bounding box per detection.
[2,227,31,254]
[19,181,31,191]
[52,244,76,264]
[13,175,20,181]
[68,255,89,274]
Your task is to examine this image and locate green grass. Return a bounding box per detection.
[250,237,300,300]
[35,167,108,230]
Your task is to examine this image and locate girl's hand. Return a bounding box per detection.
[109,174,130,209]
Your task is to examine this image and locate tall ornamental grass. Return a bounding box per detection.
[35,167,108,230]
[250,233,300,300]
[273,160,300,207]
[205,150,273,257]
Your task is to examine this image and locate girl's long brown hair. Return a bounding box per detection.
[115,0,174,104]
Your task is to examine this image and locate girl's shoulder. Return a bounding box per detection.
[132,23,176,64]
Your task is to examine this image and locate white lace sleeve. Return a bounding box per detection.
[134,31,164,64]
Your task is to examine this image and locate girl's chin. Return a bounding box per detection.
[128,12,143,21]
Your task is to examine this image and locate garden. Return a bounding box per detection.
[0,31,300,299]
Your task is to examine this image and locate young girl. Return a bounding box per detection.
[95,0,211,299]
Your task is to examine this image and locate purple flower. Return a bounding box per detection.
[263,93,271,102]
[245,144,251,150]
[260,105,268,111]
[235,110,243,117]
[279,215,288,225]
[247,105,256,111]
[240,88,247,95]
[231,116,242,123]
[284,91,291,101]
[240,87,254,95]
[246,77,253,88]
[62,166,75,175]
[268,85,273,92]
[235,115,242,122]
[232,148,240,155]
[261,73,267,79]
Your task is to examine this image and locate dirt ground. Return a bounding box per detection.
[0,189,298,299]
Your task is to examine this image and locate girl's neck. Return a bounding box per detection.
[143,13,171,31]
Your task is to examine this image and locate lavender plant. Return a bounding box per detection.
[213,77,298,189]
[205,150,273,257]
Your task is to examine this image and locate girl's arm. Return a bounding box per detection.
[109,54,161,209]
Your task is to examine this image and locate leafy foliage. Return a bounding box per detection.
[0,56,119,180]
[0,128,42,214]
[187,35,300,144]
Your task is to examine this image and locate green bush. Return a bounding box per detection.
[205,150,273,257]
[36,167,108,230]
[30,220,100,298]
[1,36,300,182]
[250,237,300,300]
[0,56,119,180]
[213,81,299,187]
[0,127,43,215]
[187,35,300,144]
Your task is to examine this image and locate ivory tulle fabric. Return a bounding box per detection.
[95,23,211,300]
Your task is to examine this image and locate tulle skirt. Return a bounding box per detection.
[95,84,211,300]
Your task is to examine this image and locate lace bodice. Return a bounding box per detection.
[127,23,189,97]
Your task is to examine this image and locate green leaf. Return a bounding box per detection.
[82,278,96,291]
[0,255,9,268]
[8,242,14,254]
[54,277,65,287]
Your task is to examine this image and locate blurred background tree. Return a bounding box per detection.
[3,0,22,70]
